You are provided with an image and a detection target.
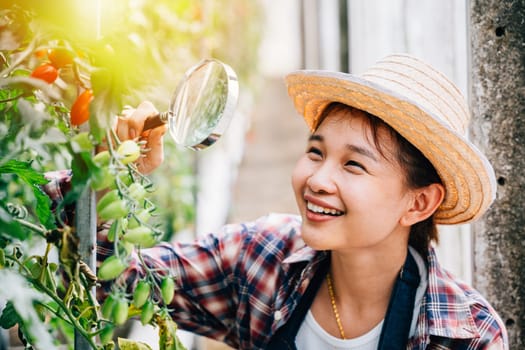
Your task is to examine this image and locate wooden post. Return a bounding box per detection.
[74,188,97,349]
[74,120,98,350]
[468,0,525,346]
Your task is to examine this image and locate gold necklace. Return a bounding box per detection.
[326,272,346,339]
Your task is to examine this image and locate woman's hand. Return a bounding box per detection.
[114,101,167,175]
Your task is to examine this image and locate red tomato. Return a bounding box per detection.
[30,63,58,84]
[33,49,49,59]
[48,48,74,68]
[70,89,94,126]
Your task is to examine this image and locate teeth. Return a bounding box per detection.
[307,202,343,216]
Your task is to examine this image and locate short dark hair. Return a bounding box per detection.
[318,103,442,254]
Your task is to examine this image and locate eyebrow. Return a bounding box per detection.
[308,134,378,162]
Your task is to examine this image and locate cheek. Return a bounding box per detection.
[291,158,308,196]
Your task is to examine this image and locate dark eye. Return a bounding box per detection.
[345,160,366,171]
[307,146,322,159]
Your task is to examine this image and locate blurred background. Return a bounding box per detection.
[1,0,476,348]
[184,0,473,349]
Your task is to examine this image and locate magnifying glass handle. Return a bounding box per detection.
[143,111,169,131]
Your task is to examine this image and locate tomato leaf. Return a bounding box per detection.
[0,160,54,228]
[89,68,123,143]
[0,301,22,329]
[0,203,25,239]
[118,337,154,350]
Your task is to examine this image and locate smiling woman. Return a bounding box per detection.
[81,54,508,350]
[291,104,443,256]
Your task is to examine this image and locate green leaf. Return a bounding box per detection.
[0,205,25,239]
[0,301,22,329]
[70,150,93,187]
[0,160,54,228]
[0,160,48,185]
[118,338,153,350]
[89,68,122,143]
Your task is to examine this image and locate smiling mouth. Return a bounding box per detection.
[306,201,344,216]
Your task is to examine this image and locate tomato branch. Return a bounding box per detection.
[14,218,48,239]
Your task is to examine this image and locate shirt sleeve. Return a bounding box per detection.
[110,222,248,345]
[42,170,74,225]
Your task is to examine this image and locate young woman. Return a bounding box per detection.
[50,54,509,349]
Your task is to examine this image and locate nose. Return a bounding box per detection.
[306,162,337,194]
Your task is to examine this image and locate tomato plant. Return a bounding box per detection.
[0,1,262,349]
[0,5,190,349]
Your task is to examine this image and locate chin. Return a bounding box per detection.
[300,226,331,251]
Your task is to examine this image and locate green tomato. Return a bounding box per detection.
[132,281,151,308]
[160,277,175,305]
[91,166,114,191]
[96,190,120,212]
[122,226,156,247]
[109,170,134,190]
[99,324,115,344]
[117,140,141,165]
[127,182,147,202]
[127,209,151,229]
[99,200,128,221]
[93,150,110,167]
[101,294,116,319]
[140,300,155,325]
[112,298,129,325]
[97,256,127,281]
[119,240,135,256]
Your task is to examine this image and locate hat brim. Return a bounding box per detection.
[286,70,496,224]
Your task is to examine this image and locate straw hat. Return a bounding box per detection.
[285,54,496,225]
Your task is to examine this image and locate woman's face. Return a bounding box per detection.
[292,109,416,251]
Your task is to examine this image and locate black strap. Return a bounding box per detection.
[377,250,421,349]
[266,250,420,350]
[265,257,330,350]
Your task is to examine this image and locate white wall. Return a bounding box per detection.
[347,0,472,283]
[257,0,302,76]
[299,0,472,283]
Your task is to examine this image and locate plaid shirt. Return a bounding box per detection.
[43,174,508,350]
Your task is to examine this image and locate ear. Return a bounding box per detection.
[400,183,445,227]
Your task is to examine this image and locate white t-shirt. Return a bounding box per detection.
[295,247,428,350]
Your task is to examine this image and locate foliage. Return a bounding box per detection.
[0,1,262,349]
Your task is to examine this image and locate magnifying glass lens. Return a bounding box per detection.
[169,60,232,149]
[142,59,238,150]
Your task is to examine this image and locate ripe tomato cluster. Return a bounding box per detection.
[30,48,73,83]
[30,47,94,127]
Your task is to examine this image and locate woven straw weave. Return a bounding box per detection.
[285,54,496,225]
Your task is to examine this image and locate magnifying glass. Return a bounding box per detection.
[143,58,239,150]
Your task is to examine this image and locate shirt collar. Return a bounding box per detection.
[282,236,483,340]
[282,244,319,265]
[425,247,481,339]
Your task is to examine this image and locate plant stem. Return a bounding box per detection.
[34,300,74,328]
[14,218,48,238]
[0,36,37,78]
[0,93,24,103]
[31,277,99,350]
[39,243,52,284]
[6,256,99,348]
